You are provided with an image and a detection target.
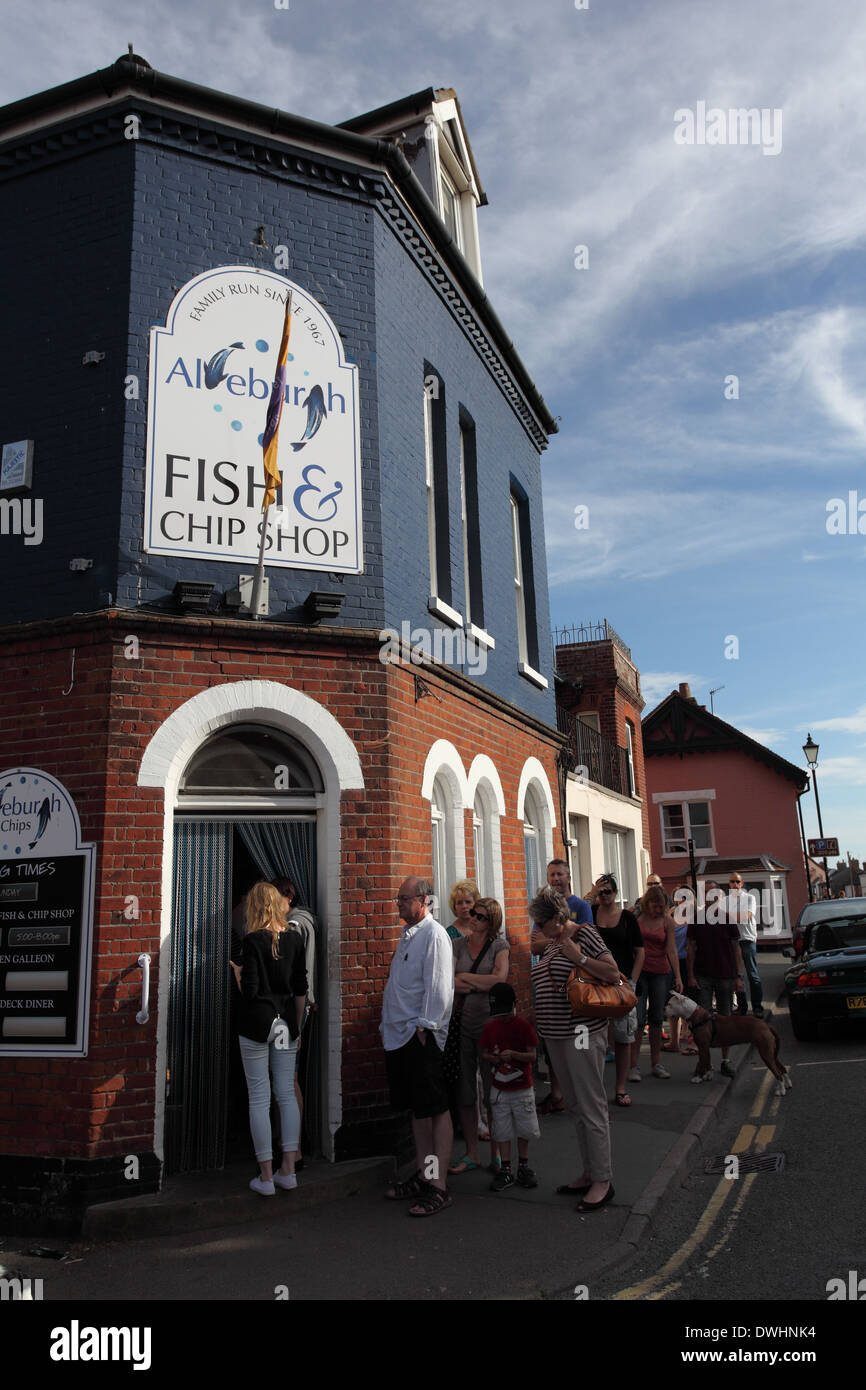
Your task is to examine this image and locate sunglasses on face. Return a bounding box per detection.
[469,909,489,922]
[599,888,615,895]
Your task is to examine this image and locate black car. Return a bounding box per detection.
[784,897,866,1040]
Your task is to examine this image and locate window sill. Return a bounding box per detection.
[465,623,495,651]
[518,661,549,690]
[427,595,463,627]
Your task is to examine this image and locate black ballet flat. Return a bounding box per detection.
[575,1185,615,1213]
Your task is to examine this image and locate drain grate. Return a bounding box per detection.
[703,1152,786,1175]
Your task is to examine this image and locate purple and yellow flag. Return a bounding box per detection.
[261,289,293,511]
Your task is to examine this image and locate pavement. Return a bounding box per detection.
[3,955,791,1301]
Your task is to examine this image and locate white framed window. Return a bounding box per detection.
[430,773,458,919]
[660,800,714,855]
[523,785,548,903]
[602,824,636,907]
[511,495,528,665]
[459,427,472,628]
[440,171,464,251]
[625,720,636,797]
[424,388,438,597]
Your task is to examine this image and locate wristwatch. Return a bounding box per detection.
[578,954,587,967]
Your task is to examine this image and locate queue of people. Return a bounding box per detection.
[234,861,747,1215]
[379,863,705,1219]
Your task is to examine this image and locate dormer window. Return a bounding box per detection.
[340,87,486,284]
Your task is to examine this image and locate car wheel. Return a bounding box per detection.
[789,1003,819,1041]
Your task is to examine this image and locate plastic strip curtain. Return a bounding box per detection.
[234,820,320,1154]
[167,821,232,1173]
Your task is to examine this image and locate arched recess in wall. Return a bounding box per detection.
[467,754,506,913]
[420,740,469,919]
[516,756,556,902]
[138,679,364,1164]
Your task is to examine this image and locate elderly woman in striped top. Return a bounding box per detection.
[530,885,620,1212]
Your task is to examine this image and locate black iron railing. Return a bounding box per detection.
[556,706,633,797]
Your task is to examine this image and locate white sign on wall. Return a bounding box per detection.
[144,266,362,572]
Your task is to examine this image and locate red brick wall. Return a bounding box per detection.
[1,614,562,1157]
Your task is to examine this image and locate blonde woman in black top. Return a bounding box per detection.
[239,881,308,1196]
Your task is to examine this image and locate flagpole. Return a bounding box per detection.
[250,287,293,620]
[249,503,270,619]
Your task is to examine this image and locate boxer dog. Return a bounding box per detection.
[665,991,792,1096]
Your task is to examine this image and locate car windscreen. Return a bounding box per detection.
[799,899,866,926]
[808,917,866,950]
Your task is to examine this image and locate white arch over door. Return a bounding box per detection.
[138,680,364,1164]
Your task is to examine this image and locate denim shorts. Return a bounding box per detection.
[636,971,673,1030]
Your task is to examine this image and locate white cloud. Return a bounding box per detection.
[809,756,866,785]
[807,705,866,734]
[640,672,706,707]
[737,726,788,747]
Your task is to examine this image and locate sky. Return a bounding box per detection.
[2,0,864,864]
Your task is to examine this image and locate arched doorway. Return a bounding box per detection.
[166,724,322,1175]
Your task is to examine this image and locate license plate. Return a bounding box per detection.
[846,996,866,1011]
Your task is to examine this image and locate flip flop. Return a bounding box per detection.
[681,1043,699,1056]
[614,1092,632,1107]
[538,1094,566,1115]
[447,1156,481,1174]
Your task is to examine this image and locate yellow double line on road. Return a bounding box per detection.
[612,1071,777,1300]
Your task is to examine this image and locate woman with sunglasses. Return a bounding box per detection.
[589,875,644,1107]
[448,898,509,1175]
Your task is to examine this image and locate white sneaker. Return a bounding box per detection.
[627,1066,642,1083]
[273,1173,298,1190]
[249,1176,276,1196]
[652,1063,671,1079]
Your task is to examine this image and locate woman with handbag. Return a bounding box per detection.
[447,897,509,1175]
[530,885,622,1212]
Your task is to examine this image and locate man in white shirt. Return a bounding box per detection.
[728,874,764,1018]
[381,876,454,1216]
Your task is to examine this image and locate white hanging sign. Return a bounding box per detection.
[144,266,362,572]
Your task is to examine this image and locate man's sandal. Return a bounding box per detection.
[614,1092,632,1106]
[385,1171,428,1200]
[408,1187,453,1217]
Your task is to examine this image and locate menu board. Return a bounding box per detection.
[0,769,95,1056]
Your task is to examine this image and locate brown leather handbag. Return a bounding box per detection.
[564,969,637,1020]
[544,947,637,1019]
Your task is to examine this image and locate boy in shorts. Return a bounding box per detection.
[480,982,540,1191]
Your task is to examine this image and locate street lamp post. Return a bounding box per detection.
[803,733,830,899]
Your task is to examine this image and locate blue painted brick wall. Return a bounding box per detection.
[373,215,555,720]
[0,103,554,723]
[0,141,133,617]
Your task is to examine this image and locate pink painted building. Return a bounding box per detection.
[643,684,810,939]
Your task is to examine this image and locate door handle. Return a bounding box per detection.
[136,952,151,1025]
